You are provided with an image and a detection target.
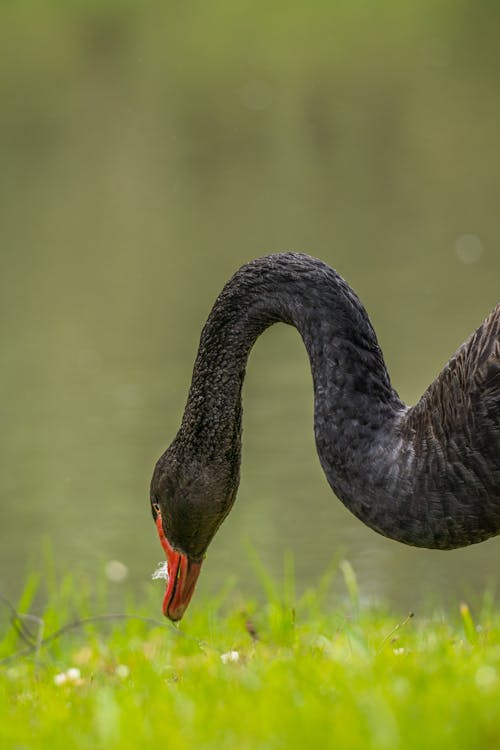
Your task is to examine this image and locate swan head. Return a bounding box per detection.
[150,444,239,620]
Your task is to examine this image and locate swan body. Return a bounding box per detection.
[150,253,500,620]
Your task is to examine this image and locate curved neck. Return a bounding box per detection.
[160,253,499,558]
[176,254,405,502]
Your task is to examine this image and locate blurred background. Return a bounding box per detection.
[0,0,499,614]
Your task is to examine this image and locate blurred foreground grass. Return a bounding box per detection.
[1,565,500,749]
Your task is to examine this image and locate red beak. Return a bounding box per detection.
[155,513,203,621]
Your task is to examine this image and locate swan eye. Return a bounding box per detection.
[152,501,160,517]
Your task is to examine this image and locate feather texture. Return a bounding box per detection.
[150,254,500,560]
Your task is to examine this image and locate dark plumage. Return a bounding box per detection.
[150,253,500,620]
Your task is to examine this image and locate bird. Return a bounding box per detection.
[150,252,500,621]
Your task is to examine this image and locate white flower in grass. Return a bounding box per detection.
[220,651,240,664]
[54,667,82,686]
[115,664,130,679]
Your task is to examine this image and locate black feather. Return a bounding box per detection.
[151,253,500,559]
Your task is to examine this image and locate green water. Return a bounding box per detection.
[0,1,499,611]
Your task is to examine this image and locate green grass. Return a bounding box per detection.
[1,566,500,749]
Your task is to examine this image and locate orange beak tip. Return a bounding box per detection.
[154,510,203,621]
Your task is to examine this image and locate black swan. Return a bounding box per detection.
[150,253,500,621]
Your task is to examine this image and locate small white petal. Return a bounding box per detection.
[66,668,81,681]
[54,673,67,686]
[115,664,130,679]
[220,651,240,664]
[152,561,169,581]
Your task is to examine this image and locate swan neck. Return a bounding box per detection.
[179,254,403,473]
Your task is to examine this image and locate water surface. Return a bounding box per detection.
[1,2,499,614]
